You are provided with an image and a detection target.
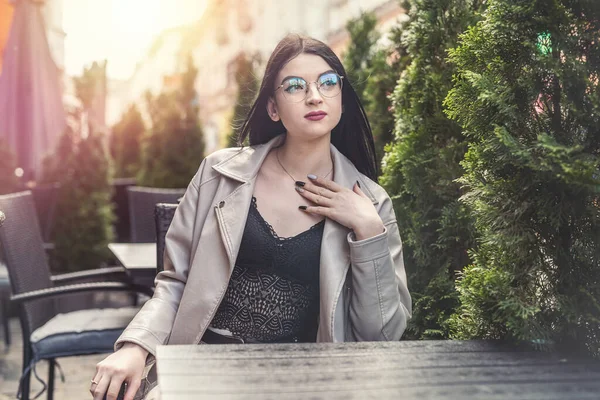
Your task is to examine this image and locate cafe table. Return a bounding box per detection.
[155,340,600,400]
[108,242,156,287]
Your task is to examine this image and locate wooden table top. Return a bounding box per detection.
[108,242,156,270]
[156,340,600,400]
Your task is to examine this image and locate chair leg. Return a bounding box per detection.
[21,344,32,400]
[1,299,10,349]
[47,358,55,400]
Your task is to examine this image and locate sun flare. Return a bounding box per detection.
[111,0,162,41]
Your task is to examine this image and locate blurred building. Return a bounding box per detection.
[108,0,406,154]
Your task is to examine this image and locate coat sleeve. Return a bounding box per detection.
[346,192,412,341]
[114,161,205,356]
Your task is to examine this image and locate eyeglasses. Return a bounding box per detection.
[274,72,344,103]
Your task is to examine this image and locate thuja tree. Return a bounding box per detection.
[363,5,414,165]
[42,129,115,272]
[226,53,259,147]
[40,63,115,272]
[445,0,600,356]
[380,0,484,339]
[343,12,380,99]
[138,55,205,188]
[343,11,408,165]
[110,104,145,178]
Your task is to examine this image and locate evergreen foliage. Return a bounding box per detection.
[445,0,600,356]
[110,104,145,178]
[344,6,413,166]
[343,12,380,98]
[42,129,115,272]
[380,0,484,339]
[138,55,205,188]
[40,63,115,272]
[226,53,259,147]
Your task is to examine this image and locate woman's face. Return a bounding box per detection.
[267,53,343,141]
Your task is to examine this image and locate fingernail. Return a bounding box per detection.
[295,181,305,187]
[295,186,304,193]
[356,180,361,188]
[307,174,317,180]
[299,205,307,210]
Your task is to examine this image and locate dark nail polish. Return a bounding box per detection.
[356,180,361,188]
[299,206,307,210]
[295,181,305,187]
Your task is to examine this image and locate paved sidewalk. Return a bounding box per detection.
[0,317,104,399]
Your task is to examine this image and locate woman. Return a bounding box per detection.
[92,33,411,400]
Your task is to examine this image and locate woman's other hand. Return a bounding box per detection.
[90,342,149,400]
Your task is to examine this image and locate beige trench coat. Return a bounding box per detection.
[115,134,412,396]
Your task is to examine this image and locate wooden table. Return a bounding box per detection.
[156,340,600,400]
[108,243,156,286]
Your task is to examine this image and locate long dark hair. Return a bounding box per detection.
[236,33,378,180]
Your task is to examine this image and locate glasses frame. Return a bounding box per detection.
[274,72,345,103]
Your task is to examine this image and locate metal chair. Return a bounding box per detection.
[0,183,60,350]
[0,245,10,349]
[0,191,154,400]
[127,186,185,243]
[101,203,178,400]
[154,203,178,274]
[111,177,137,242]
[30,182,60,243]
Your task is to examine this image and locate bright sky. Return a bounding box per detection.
[63,0,207,80]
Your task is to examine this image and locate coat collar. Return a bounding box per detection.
[212,133,378,205]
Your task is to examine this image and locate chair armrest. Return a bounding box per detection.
[10,282,154,304]
[51,266,129,285]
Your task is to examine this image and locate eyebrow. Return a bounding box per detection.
[279,69,336,85]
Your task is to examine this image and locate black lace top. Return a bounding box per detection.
[209,196,324,343]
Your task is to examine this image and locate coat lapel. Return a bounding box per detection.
[211,135,285,270]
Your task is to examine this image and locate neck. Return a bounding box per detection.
[276,133,333,180]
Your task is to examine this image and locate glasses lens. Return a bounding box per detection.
[282,77,307,102]
[318,73,342,97]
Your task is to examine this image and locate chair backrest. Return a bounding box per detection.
[30,182,60,243]
[154,203,178,274]
[0,191,56,336]
[111,177,137,242]
[127,186,185,243]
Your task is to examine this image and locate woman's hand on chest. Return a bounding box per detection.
[295,176,385,240]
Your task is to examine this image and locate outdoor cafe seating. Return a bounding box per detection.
[0,182,61,350]
[3,191,600,400]
[127,186,185,243]
[0,191,154,400]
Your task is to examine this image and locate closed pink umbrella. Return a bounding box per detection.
[0,0,66,181]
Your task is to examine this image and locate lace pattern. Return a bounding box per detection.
[209,196,323,343]
[250,196,325,241]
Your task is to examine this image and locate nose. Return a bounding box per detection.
[305,82,323,105]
